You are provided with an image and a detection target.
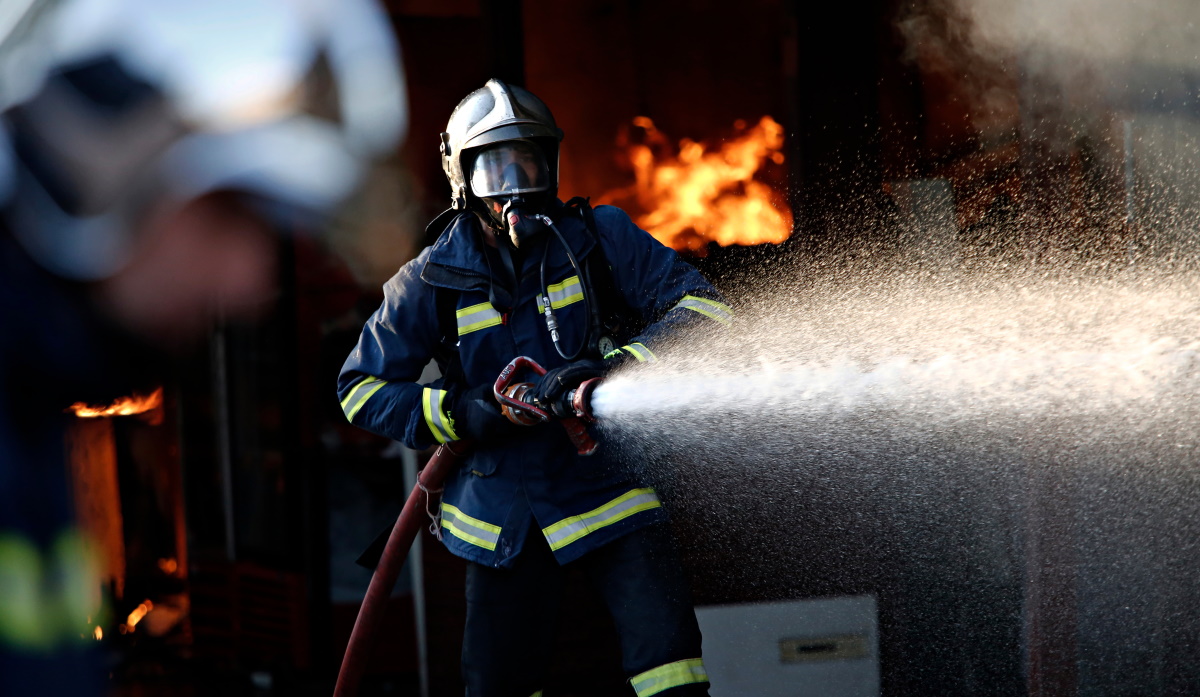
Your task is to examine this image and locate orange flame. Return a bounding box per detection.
[122,599,154,633]
[69,388,163,420]
[600,116,792,252]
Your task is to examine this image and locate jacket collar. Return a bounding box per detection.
[420,200,596,292]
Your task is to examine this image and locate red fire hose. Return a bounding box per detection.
[332,441,470,697]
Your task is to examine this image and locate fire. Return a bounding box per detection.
[121,599,154,633]
[69,388,163,421]
[599,116,792,252]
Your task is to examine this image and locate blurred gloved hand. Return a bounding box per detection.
[451,383,521,441]
[532,359,604,406]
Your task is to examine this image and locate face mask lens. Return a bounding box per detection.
[469,141,549,199]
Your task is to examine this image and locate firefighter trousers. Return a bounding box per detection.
[462,522,709,697]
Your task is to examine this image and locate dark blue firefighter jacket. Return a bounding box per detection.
[337,204,732,568]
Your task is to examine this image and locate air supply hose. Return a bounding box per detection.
[534,212,603,360]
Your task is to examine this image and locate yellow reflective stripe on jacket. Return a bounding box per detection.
[457,302,503,335]
[440,503,502,551]
[536,275,584,313]
[630,658,709,697]
[621,342,657,363]
[0,529,101,651]
[542,488,661,552]
[673,295,733,325]
[341,376,387,422]
[422,388,458,443]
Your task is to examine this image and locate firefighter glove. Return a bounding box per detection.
[451,383,521,441]
[533,359,604,406]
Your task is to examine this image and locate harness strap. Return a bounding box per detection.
[562,197,641,353]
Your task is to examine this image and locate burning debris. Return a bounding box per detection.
[599,116,793,252]
[68,388,164,424]
[121,599,154,634]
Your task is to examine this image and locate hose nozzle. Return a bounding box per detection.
[493,356,600,455]
[569,377,602,423]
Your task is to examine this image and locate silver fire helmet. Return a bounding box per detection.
[440,79,562,212]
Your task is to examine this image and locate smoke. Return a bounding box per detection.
[901,0,1200,79]
[896,0,1200,137]
[895,0,1200,264]
[957,0,1199,70]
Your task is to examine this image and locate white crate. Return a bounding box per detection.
[696,595,879,697]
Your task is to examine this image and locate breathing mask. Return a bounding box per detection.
[469,140,551,248]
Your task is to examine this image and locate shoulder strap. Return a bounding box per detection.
[432,286,465,387]
[425,209,471,388]
[561,198,642,352]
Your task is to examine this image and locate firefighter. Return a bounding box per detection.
[338,79,731,696]
[0,0,405,692]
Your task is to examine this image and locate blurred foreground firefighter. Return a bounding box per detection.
[0,0,405,693]
[339,80,731,696]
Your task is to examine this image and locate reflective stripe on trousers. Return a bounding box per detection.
[630,658,709,697]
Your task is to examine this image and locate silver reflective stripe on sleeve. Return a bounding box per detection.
[536,275,584,313]
[621,343,657,363]
[440,503,502,551]
[541,488,662,552]
[457,302,503,335]
[672,295,733,325]
[341,376,387,422]
[422,388,458,443]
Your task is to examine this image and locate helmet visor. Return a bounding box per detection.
[469,141,550,198]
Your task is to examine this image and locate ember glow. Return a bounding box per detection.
[69,388,163,420]
[600,116,792,252]
[123,599,154,633]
